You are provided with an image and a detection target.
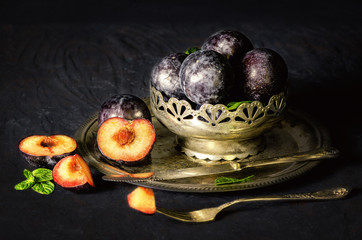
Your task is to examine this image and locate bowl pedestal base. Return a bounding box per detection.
[175,135,265,161]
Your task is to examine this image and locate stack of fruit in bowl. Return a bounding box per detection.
[151,29,288,106]
[150,29,289,160]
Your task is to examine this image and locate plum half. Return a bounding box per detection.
[53,154,95,190]
[97,117,156,164]
[19,135,77,168]
[151,52,188,100]
[98,94,152,126]
[241,48,288,104]
[179,50,234,105]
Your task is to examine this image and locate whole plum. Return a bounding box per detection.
[151,52,187,100]
[201,29,253,68]
[241,48,288,104]
[179,50,234,105]
[202,30,254,101]
[98,94,151,126]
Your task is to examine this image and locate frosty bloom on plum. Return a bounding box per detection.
[151,52,187,100]
[179,50,234,105]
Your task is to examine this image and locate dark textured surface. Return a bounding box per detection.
[1,1,362,239]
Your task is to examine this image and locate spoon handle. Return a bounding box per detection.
[217,187,350,211]
[243,146,340,168]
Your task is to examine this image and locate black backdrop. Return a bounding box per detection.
[1,1,361,239]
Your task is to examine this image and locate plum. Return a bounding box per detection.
[201,29,253,67]
[98,94,151,126]
[97,117,156,164]
[241,48,288,104]
[53,154,95,191]
[127,186,156,215]
[116,172,155,179]
[151,52,187,100]
[19,135,77,168]
[202,30,254,101]
[179,50,234,105]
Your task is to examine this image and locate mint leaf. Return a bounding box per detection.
[15,178,35,190]
[215,175,254,186]
[15,169,35,190]
[32,168,53,182]
[24,169,34,180]
[32,181,55,195]
[185,47,200,55]
[226,101,253,111]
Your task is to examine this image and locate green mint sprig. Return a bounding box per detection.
[226,101,253,111]
[214,175,255,186]
[15,168,54,195]
[185,47,200,55]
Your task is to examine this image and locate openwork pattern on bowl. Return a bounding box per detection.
[150,87,287,133]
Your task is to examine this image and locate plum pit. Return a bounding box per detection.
[97,117,155,163]
[114,127,135,146]
[40,137,57,148]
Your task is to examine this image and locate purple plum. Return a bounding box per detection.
[202,29,253,68]
[241,48,288,104]
[151,52,187,99]
[202,30,254,101]
[98,94,151,126]
[179,50,234,105]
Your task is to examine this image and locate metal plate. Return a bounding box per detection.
[74,108,331,192]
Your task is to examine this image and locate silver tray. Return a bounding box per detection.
[74,108,331,193]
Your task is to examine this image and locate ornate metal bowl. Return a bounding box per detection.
[150,87,287,161]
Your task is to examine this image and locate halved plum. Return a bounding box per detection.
[19,135,77,168]
[127,186,156,215]
[97,117,156,164]
[52,154,95,190]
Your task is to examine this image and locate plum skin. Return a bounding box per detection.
[98,94,151,126]
[202,30,254,101]
[151,53,187,99]
[179,50,234,105]
[201,29,253,66]
[241,48,288,104]
[21,151,74,169]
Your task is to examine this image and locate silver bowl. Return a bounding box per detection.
[150,87,287,161]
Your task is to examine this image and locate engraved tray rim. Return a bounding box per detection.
[74,108,331,193]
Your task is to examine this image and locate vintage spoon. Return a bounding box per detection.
[156,187,350,222]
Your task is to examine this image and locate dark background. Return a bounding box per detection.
[1,1,361,239]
